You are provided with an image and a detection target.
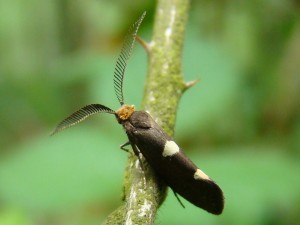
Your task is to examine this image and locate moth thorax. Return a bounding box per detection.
[116,105,135,122]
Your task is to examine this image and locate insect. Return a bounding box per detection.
[52,11,224,215]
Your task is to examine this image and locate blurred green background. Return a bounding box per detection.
[0,0,300,225]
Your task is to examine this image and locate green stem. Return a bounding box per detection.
[102,0,190,224]
[143,0,190,135]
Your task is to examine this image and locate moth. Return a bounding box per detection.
[52,12,224,215]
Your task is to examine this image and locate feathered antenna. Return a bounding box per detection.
[113,11,146,106]
[51,104,115,135]
[51,12,146,135]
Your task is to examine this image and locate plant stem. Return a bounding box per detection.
[102,0,190,224]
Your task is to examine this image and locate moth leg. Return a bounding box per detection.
[120,141,145,171]
[173,190,185,208]
[120,141,132,153]
[130,144,146,171]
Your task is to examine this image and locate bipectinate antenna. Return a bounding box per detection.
[51,104,115,135]
[113,11,146,106]
[52,13,146,136]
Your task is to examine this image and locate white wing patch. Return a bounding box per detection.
[162,140,180,157]
[194,169,210,180]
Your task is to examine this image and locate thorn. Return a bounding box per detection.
[184,79,199,91]
[134,34,150,55]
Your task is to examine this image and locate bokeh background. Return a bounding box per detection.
[0,1,299,225]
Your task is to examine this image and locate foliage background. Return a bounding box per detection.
[0,0,299,224]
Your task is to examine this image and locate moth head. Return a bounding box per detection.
[116,104,135,123]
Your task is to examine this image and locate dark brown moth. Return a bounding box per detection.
[52,11,224,215]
